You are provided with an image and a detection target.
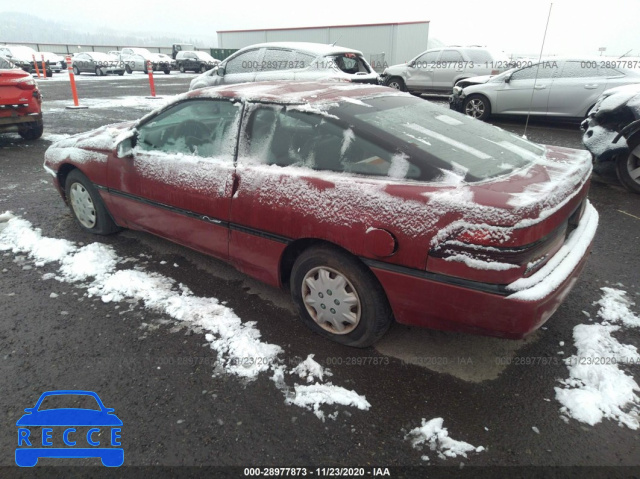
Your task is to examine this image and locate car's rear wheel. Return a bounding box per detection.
[125,65,132,74]
[463,94,491,120]
[290,246,393,347]
[73,65,80,75]
[65,169,120,235]
[200,64,207,73]
[615,142,640,194]
[164,69,171,74]
[18,121,43,140]
[385,76,406,91]
[95,66,104,76]
[179,64,185,73]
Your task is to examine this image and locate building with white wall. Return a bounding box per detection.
[217,21,429,71]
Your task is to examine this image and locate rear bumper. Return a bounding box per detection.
[0,113,42,132]
[370,201,598,339]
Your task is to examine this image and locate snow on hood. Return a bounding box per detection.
[592,83,640,117]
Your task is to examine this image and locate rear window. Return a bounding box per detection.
[331,95,545,182]
[328,53,371,74]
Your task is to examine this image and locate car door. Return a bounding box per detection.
[405,50,439,92]
[494,61,558,115]
[106,98,243,260]
[219,48,264,85]
[546,60,608,117]
[432,49,465,91]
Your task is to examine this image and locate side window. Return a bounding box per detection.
[261,49,294,71]
[598,66,624,78]
[560,61,597,79]
[244,105,420,179]
[136,99,240,160]
[438,50,464,63]
[510,63,556,80]
[225,49,261,74]
[415,51,439,67]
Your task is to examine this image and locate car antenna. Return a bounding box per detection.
[523,2,553,140]
[331,36,341,47]
[618,49,632,59]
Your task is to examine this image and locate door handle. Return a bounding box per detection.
[534,84,546,90]
[584,84,599,89]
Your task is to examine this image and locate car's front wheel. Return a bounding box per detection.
[290,246,393,347]
[463,94,491,121]
[164,69,171,74]
[65,169,120,235]
[95,67,104,76]
[615,142,640,194]
[179,64,185,73]
[385,76,406,91]
[200,64,207,73]
[72,65,80,75]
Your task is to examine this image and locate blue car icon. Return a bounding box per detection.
[16,390,123,467]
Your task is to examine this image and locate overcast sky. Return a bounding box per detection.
[3,0,639,56]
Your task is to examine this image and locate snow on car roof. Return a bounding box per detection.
[192,80,396,105]
[237,42,365,57]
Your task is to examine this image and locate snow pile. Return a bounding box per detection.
[555,288,640,429]
[0,213,370,419]
[406,418,485,461]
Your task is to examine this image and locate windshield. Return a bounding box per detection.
[0,56,16,69]
[329,95,544,182]
[195,52,215,61]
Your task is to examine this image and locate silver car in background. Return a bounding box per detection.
[450,58,640,121]
[380,46,511,94]
[189,42,379,91]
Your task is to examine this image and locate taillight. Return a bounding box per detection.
[16,79,36,90]
[490,69,499,75]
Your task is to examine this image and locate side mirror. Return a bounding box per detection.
[216,65,225,76]
[504,74,512,84]
[116,135,136,158]
[408,61,415,68]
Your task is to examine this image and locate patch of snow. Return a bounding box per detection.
[406,418,485,460]
[292,354,332,383]
[443,254,518,271]
[555,288,640,430]
[285,383,370,421]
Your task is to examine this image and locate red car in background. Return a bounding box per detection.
[0,56,43,140]
[43,81,598,347]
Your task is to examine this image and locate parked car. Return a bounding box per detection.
[450,58,640,121]
[44,81,597,347]
[0,45,52,77]
[380,46,511,94]
[0,56,43,140]
[120,48,174,74]
[189,42,379,90]
[176,50,220,73]
[582,83,640,193]
[172,43,196,59]
[39,52,65,72]
[72,52,125,76]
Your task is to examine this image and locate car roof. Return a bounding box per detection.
[190,80,398,105]
[237,42,365,57]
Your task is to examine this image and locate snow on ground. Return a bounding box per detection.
[0,212,369,420]
[555,288,640,430]
[406,417,485,461]
[42,96,172,113]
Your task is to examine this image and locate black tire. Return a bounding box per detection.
[125,64,132,74]
[73,65,80,75]
[385,76,406,91]
[290,246,393,347]
[95,66,103,76]
[179,64,185,73]
[615,140,640,194]
[18,121,43,140]
[46,69,53,78]
[199,64,206,73]
[65,169,120,235]
[118,71,124,76]
[164,69,171,75]
[463,94,491,121]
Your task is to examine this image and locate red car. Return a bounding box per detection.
[0,56,43,140]
[44,81,598,347]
